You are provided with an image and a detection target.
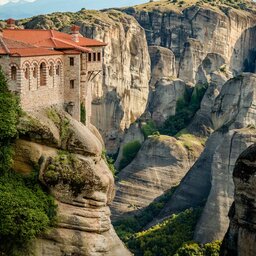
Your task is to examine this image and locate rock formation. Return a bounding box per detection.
[123,1,256,82]
[111,134,204,220]
[13,108,131,256]
[23,10,151,154]
[221,143,256,256]
[147,74,256,243]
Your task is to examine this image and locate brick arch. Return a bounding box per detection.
[9,63,19,81]
[9,63,20,70]
[55,58,63,65]
[39,59,48,67]
[21,61,31,70]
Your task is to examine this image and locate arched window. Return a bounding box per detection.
[24,66,29,80]
[49,63,54,77]
[40,62,47,86]
[11,66,17,81]
[33,64,37,78]
[56,64,60,76]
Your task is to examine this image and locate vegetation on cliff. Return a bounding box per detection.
[127,0,256,14]
[160,83,208,136]
[119,140,142,170]
[0,68,56,256]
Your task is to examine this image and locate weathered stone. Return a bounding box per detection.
[13,108,132,256]
[221,143,256,256]
[111,134,204,220]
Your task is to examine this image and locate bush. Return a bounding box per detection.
[175,240,221,256]
[127,208,202,256]
[119,140,141,170]
[0,170,57,255]
[141,120,158,138]
[0,67,57,255]
[102,150,116,176]
[160,83,208,136]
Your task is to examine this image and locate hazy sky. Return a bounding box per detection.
[0,0,148,19]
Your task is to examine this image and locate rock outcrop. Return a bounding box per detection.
[123,1,256,83]
[111,134,204,219]
[149,45,177,87]
[23,10,151,154]
[221,143,256,256]
[147,74,256,243]
[148,78,188,125]
[13,108,132,256]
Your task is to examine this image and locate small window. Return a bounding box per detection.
[70,57,74,66]
[11,66,17,81]
[70,80,75,89]
[33,65,37,78]
[97,52,101,62]
[56,65,60,76]
[97,52,101,61]
[88,53,92,62]
[24,67,29,79]
[93,52,96,62]
[49,64,54,77]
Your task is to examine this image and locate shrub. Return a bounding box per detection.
[160,83,208,136]
[127,208,202,256]
[119,140,141,170]
[0,67,57,255]
[102,150,116,176]
[141,120,158,139]
[0,169,57,255]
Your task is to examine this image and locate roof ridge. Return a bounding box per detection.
[53,37,92,53]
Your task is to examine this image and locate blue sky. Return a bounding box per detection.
[0,0,148,19]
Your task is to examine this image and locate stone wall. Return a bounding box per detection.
[0,54,65,112]
[63,54,81,121]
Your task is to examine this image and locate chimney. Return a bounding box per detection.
[7,18,15,29]
[71,25,80,43]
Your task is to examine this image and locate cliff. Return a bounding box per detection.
[22,10,151,154]
[123,0,256,83]
[13,108,131,256]
[111,0,256,244]
[221,143,256,256]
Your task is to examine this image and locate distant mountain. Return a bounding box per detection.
[0,0,147,19]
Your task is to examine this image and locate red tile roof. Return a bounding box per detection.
[3,29,107,49]
[0,28,106,57]
[0,36,63,57]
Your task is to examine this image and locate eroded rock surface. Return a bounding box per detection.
[13,108,132,256]
[221,143,256,256]
[111,134,204,220]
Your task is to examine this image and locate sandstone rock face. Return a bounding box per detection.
[221,143,256,256]
[24,10,151,154]
[149,78,187,125]
[139,74,256,241]
[149,45,176,87]
[111,134,204,220]
[13,108,132,256]
[124,3,256,84]
[78,10,150,154]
